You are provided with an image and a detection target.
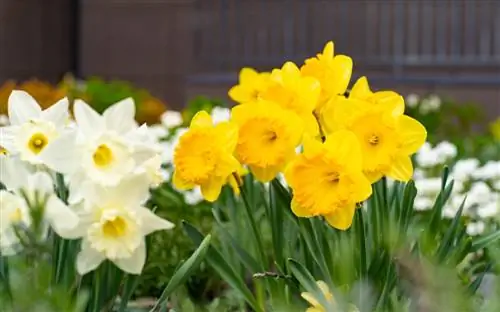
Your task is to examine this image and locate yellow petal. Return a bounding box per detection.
[375,93,405,116]
[190,111,213,128]
[250,165,281,183]
[215,121,239,152]
[302,134,323,159]
[200,176,225,202]
[282,61,300,76]
[324,202,356,230]
[324,130,362,170]
[397,115,427,154]
[228,85,251,103]
[303,112,320,137]
[291,198,314,217]
[330,55,353,95]
[239,68,258,84]
[316,281,331,297]
[299,77,321,110]
[351,172,373,201]
[301,291,320,308]
[227,174,241,195]
[387,155,413,182]
[350,76,372,99]
[364,170,384,184]
[172,170,194,190]
[322,41,334,58]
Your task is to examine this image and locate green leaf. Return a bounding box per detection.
[436,197,467,262]
[472,230,500,251]
[182,221,261,312]
[117,275,141,312]
[288,258,332,310]
[269,180,287,270]
[152,234,211,311]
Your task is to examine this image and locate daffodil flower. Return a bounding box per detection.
[0,90,69,165]
[63,174,174,275]
[0,157,79,254]
[40,99,158,192]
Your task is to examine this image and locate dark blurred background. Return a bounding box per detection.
[0,0,499,118]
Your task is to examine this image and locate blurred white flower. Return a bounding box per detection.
[210,107,231,124]
[477,201,499,219]
[434,141,457,162]
[467,222,485,236]
[405,94,419,108]
[494,180,500,191]
[161,111,183,129]
[416,142,441,167]
[426,94,442,111]
[414,197,433,211]
[415,177,442,195]
[452,159,480,182]
[472,161,500,180]
[184,187,204,205]
[0,91,70,165]
[0,157,79,254]
[67,174,174,275]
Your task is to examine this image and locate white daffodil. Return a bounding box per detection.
[65,174,174,275]
[160,111,183,129]
[0,91,69,165]
[0,157,79,254]
[40,99,156,188]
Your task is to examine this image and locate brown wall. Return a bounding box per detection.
[0,0,72,83]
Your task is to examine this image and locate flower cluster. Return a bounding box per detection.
[172,41,427,230]
[413,141,500,235]
[0,91,174,275]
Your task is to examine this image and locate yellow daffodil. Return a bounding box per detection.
[173,111,240,202]
[284,131,372,230]
[301,280,360,312]
[319,76,404,134]
[331,97,427,183]
[301,41,353,110]
[226,164,248,195]
[263,62,321,137]
[231,101,303,182]
[228,68,271,103]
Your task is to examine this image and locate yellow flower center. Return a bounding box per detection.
[236,118,290,167]
[368,134,380,146]
[174,130,219,184]
[93,144,114,167]
[0,146,7,155]
[9,208,23,222]
[27,132,48,154]
[102,216,127,238]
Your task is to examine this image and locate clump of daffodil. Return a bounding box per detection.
[173,111,241,202]
[285,131,372,230]
[301,41,353,110]
[231,100,303,182]
[301,280,359,312]
[323,77,427,183]
[228,68,271,103]
[263,62,321,137]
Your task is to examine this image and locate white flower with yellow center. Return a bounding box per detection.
[64,174,174,275]
[0,157,79,254]
[0,91,69,165]
[40,99,157,189]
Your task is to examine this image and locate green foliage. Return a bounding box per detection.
[179,168,500,311]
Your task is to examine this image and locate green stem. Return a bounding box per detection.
[233,173,266,270]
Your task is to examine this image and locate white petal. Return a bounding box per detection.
[28,171,54,194]
[89,173,151,206]
[103,98,137,133]
[112,241,146,275]
[0,125,18,152]
[73,100,105,138]
[41,98,69,126]
[45,195,80,238]
[76,243,106,275]
[8,90,42,125]
[0,156,29,190]
[160,111,183,128]
[39,131,82,174]
[138,206,175,235]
